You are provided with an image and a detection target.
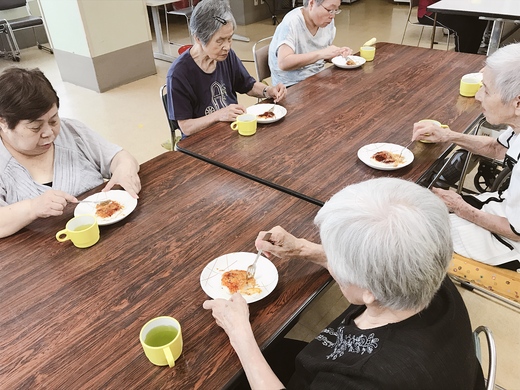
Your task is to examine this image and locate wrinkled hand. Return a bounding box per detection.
[267,83,287,103]
[30,190,77,219]
[322,45,351,61]
[203,293,251,337]
[412,121,451,143]
[104,165,141,198]
[255,226,301,260]
[218,104,247,122]
[431,187,467,214]
[339,46,354,58]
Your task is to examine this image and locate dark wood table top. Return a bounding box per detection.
[178,42,484,206]
[0,152,327,389]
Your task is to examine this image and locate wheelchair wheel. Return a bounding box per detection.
[490,166,512,192]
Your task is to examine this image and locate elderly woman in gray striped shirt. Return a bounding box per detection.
[0,67,141,238]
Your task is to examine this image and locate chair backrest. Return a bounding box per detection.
[252,36,272,84]
[160,84,179,134]
[473,326,497,390]
[0,0,26,12]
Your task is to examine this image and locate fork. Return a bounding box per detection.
[399,140,414,157]
[246,232,272,280]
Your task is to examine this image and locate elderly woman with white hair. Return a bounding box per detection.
[413,42,520,270]
[166,0,286,136]
[269,0,352,87]
[204,178,484,389]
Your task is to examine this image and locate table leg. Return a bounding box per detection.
[150,5,176,62]
[487,19,504,56]
[430,13,438,49]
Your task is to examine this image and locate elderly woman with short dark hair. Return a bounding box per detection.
[204,178,484,389]
[269,0,352,87]
[166,0,286,136]
[413,42,520,270]
[0,67,141,238]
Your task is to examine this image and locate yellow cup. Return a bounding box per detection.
[230,114,257,136]
[459,73,482,97]
[417,119,448,144]
[140,316,183,368]
[360,46,376,61]
[56,215,100,248]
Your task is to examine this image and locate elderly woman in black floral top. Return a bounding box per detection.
[204,177,485,390]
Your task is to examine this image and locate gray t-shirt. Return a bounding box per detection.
[0,118,122,206]
[269,7,336,87]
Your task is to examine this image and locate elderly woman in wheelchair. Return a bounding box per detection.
[412,42,520,271]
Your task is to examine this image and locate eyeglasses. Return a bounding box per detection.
[320,4,342,15]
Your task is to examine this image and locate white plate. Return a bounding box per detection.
[74,190,138,226]
[200,252,278,304]
[357,143,414,171]
[332,55,366,69]
[246,104,287,124]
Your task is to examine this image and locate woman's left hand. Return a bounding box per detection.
[431,187,467,214]
[203,293,251,340]
[104,150,141,198]
[268,83,287,103]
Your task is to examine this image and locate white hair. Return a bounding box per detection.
[486,42,520,103]
[315,178,452,311]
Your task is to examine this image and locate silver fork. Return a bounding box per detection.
[246,232,272,280]
[399,140,414,157]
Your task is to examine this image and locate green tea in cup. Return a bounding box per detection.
[144,325,178,347]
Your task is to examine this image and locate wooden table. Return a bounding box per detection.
[0,152,328,389]
[427,0,520,55]
[178,43,484,206]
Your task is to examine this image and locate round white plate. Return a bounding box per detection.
[332,55,366,69]
[246,104,287,124]
[74,190,138,226]
[200,252,278,304]
[357,143,414,171]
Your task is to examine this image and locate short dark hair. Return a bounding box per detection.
[0,67,60,129]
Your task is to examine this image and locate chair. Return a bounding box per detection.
[473,326,497,390]
[0,0,52,62]
[165,0,197,49]
[252,36,272,102]
[252,36,272,84]
[400,0,450,50]
[160,84,182,151]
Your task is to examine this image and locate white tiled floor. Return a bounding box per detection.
[1,0,518,388]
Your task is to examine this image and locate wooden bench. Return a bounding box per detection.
[449,253,520,304]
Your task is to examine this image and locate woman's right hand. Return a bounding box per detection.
[321,45,349,61]
[217,104,246,122]
[30,190,77,219]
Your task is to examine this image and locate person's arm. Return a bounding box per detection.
[0,190,77,238]
[178,104,247,136]
[412,122,506,160]
[432,187,520,241]
[277,44,352,71]
[246,82,287,103]
[255,226,328,268]
[103,149,141,198]
[203,294,286,390]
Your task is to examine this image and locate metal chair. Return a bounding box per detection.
[160,84,182,151]
[473,326,497,390]
[400,0,450,50]
[165,0,196,49]
[0,0,52,61]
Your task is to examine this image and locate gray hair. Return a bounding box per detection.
[189,0,236,45]
[303,0,325,6]
[315,178,452,311]
[486,42,520,103]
